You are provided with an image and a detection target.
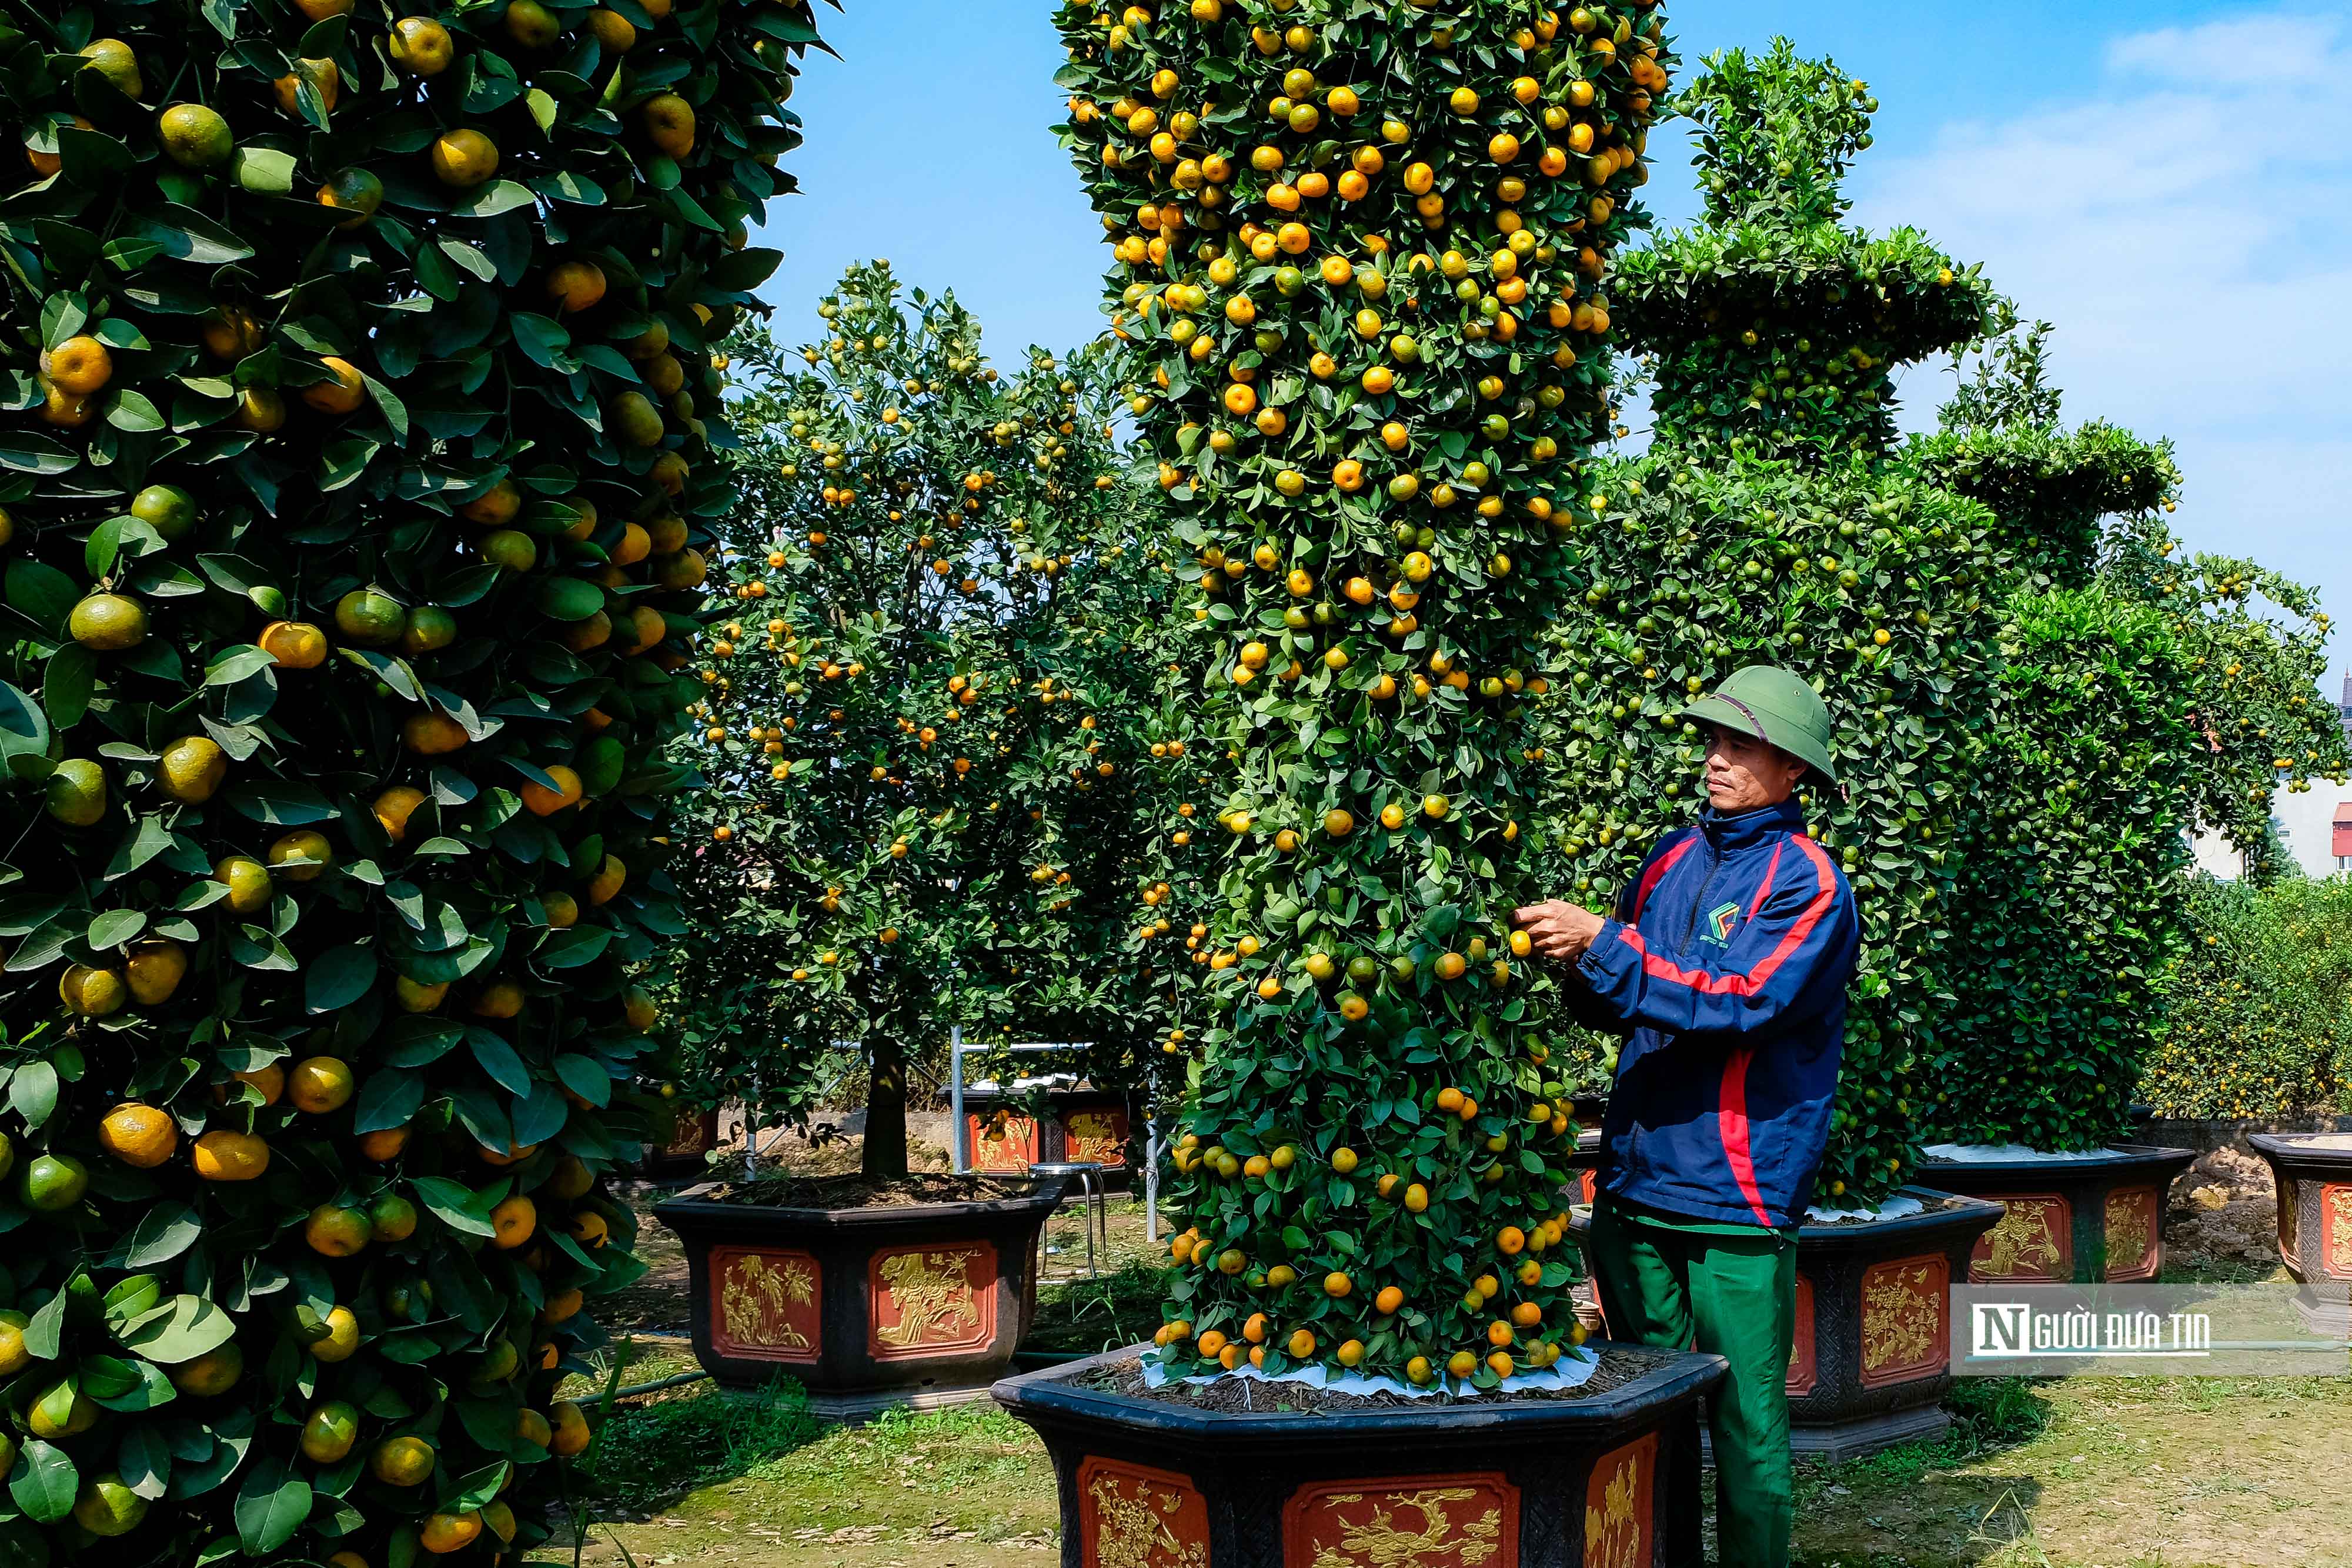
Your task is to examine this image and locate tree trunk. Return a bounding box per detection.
[863,1037,909,1180]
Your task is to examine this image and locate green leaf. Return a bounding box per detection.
[706,248,783,292]
[410,1175,495,1238]
[354,1069,425,1134]
[234,1455,311,1555]
[205,645,279,686]
[536,925,611,968]
[7,1439,77,1524]
[229,146,298,196]
[225,781,338,825]
[88,909,146,949]
[451,180,539,218]
[306,945,378,1012]
[119,1203,203,1267]
[123,204,256,265]
[469,1031,533,1098]
[42,643,95,731]
[119,1422,174,1499]
[553,1054,611,1107]
[118,1295,238,1364]
[7,559,78,631]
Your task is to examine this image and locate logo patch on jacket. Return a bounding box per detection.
[1702,900,1741,947]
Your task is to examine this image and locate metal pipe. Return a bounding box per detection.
[577,1370,710,1409]
[949,1025,967,1173]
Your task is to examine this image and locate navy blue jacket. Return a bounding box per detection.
[1571,798,1859,1229]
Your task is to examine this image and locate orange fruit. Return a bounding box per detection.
[540,1288,583,1323]
[302,356,366,414]
[69,592,146,649]
[403,712,469,754]
[640,93,695,156]
[546,260,607,313]
[46,757,107,825]
[273,58,340,116]
[505,0,561,47]
[543,891,580,928]
[312,1305,361,1362]
[289,1055,355,1114]
[569,1210,609,1249]
[44,334,112,397]
[300,1400,360,1463]
[229,1062,286,1105]
[171,1342,243,1396]
[98,1103,178,1168]
[423,1514,482,1552]
[215,855,273,914]
[389,16,455,76]
[159,734,228,803]
[400,606,459,655]
[462,480,522,526]
[491,1195,537,1249]
[372,784,428,842]
[305,1204,371,1257]
[335,587,408,646]
[586,854,626,904]
[22,1153,90,1211]
[549,1399,592,1455]
[259,620,328,668]
[71,1475,148,1538]
[268,828,333,881]
[521,764,583,817]
[233,386,286,432]
[76,37,143,98]
[586,9,636,51]
[358,1126,411,1162]
[158,103,233,168]
[370,1435,436,1487]
[394,977,449,1012]
[470,981,524,1019]
[192,1129,270,1181]
[430,129,499,187]
[59,963,127,1016]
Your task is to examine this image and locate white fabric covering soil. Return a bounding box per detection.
[1920,1144,2122,1163]
[1140,1343,1598,1400]
[1805,1195,1925,1223]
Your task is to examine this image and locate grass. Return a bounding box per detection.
[1021,1262,1164,1357]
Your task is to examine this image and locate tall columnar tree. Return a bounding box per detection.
[1581,42,1999,1203]
[0,2,820,1562]
[1056,0,1675,1388]
[671,265,1148,1179]
[1913,323,2348,1148]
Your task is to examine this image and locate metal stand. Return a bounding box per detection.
[1029,1161,1110,1277]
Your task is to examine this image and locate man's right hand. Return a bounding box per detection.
[1511,900,1606,964]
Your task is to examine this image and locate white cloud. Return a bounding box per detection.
[1849,6,2352,675]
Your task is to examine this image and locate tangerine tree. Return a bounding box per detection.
[669,264,1154,1179]
[0,2,821,1562]
[1056,0,1676,1387]
[1575,42,1998,1203]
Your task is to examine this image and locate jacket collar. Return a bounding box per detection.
[1696,797,1804,855]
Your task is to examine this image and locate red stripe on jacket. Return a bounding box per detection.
[1718,1048,1775,1226]
[1629,834,1699,920]
[1614,836,1838,998]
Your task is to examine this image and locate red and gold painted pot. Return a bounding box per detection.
[640,1105,724,1179]
[995,1342,1724,1568]
[2247,1133,2352,1337]
[1569,1186,2004,1461]
[1915,1145,2198,1285]
[655,1179,1064,1399]
[962,1088,1141,1189]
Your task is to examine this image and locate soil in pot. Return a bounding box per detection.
[1083,1344,1685,1413]
[689,1172,1038,1209]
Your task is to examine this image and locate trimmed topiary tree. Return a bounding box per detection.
[0,2,821,1561]
[1055,0,1675,1388]
[1593,41,1999,1205]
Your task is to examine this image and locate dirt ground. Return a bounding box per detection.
[527,1138,2348,1568]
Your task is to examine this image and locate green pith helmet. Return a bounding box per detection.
[1681,665,1838,784]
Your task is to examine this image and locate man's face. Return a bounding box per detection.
[1701,723,1807,813]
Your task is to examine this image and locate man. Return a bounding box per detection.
[1513,665,1859,1568]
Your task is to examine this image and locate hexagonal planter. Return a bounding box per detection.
[994,1340,1726,1568]
[656,1176,1064,1419]
[1915,1145,2199,1283]
[2247,1132,2352,1337]
[1570,1188,2004,1462]
[639,1105,723,1180]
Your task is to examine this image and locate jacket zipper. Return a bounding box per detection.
[1682,841,1722,953]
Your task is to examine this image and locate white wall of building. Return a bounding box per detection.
[2190,777,2352,881]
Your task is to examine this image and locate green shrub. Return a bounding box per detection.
[0,4,817,1563]
[2143,877,2352,1119]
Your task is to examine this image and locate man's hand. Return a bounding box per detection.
[1511,900,1606,964]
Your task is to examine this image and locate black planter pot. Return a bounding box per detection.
[1780,1188,2004,1460]
[1914,1144,2199,1283]
[1569,1187,2004,1462]
[637,1106,723,1179]
[2247,1133,2352,1336]
[655,1178,1065,1419]
[994,1341,1726,1568]
[959,1086,1142,1191]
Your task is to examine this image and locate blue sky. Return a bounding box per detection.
[759,2,2352,691]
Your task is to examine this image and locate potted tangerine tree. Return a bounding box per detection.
[654,266,1147,1416]
[994,4,1731,1561]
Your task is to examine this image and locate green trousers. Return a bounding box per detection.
[1588,1195,1797,1568]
